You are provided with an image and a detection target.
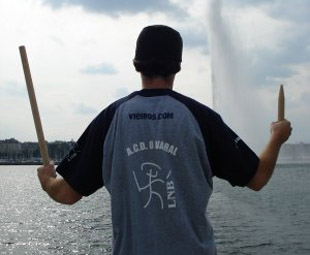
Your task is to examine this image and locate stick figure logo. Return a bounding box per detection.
[133,162,172,209]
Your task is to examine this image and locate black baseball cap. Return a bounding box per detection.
[134,25,183,63]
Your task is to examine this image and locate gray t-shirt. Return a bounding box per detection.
[57,89,259,255]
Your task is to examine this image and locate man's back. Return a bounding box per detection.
[102,89,216,254]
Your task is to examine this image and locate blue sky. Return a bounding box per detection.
[0,0,309,152]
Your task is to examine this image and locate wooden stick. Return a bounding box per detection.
[278,84,285,121]
[19,46,50,166]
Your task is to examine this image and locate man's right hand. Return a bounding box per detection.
[37,162,57,191]
[37,162,82,205]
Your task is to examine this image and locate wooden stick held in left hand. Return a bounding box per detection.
[278,84,285,122]
[19,46,50,166]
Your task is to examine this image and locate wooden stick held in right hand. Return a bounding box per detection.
[19,46,50,166]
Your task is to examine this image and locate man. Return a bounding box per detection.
[37,25,292,254]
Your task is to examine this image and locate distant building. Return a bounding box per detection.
[0,138,22,161]
[0,139,75,164]
[278,143,310,164]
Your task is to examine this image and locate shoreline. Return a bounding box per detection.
[1,161,309,166]
[0,161,60,166]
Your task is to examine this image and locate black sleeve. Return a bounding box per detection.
[56,113,106,196]
[205,113,259,187]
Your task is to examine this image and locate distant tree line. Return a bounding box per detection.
[0,138,75,164]
[1,138,309,164]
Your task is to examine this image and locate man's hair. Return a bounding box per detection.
[133,25,183,78]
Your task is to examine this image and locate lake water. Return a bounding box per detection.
[1,164,309,255]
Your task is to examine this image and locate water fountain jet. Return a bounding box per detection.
[206,0,267,153]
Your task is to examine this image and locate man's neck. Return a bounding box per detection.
[141,74,175,89]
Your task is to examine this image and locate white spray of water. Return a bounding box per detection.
[206,0,267,153]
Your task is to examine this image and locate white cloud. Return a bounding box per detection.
[0,81,27,97]
[224,6,293,52]
[114,87,130,98]
[0,0,308,146]
[257,63,310,144]
[81,63,118,75]
[0,0,211,142]
[74,103,97,115]
[41,0,183,16]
